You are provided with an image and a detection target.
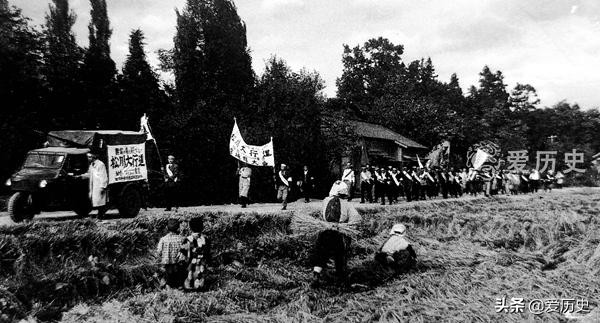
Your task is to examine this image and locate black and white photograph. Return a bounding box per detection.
[1,0,600,321]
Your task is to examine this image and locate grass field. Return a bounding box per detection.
[1,188,599,322]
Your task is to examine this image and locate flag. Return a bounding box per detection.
[473,149,491,170]
[417,155,423,168]
[140,114,154,141]
[360,145,370,166]
[425,140,451,168]
[230,120,275,167]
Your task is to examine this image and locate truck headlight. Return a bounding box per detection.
[4,179,10,186]
[39,180,48,188]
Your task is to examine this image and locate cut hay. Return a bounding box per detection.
[290,213,360,238]
[5,187,600,322]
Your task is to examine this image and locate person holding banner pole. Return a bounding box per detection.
[238,163,252,208]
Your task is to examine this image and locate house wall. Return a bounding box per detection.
[363,138,399,164]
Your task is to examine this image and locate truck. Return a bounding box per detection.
[4,130,163,222]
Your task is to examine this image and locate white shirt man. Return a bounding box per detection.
[341,163,355,201]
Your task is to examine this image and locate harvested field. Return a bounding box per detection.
[1,188,599,322]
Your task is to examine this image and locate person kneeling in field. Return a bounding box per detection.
[180,217,211,291]
[375,224,417,272]
[156,219,185,288]
[310,181,361,287]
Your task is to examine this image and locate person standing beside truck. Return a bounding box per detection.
[83,152,108,218]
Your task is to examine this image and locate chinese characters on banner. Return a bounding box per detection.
[506,149,586,173]
[107,143,148,183]
[230,121,275,167]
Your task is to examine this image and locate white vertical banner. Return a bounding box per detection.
[229,120,275,167]
[140,114,154,141]
[473,149,491,170]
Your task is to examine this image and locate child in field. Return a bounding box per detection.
[156,218,184,288]
[375,224,417,273]
[181,217,211,291]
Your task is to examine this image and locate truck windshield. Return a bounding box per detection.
[23,153,65,169]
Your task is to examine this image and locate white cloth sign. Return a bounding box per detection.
[140,114,154,141]
[230,120,275,167]
[107,143,148,184]
[473,149,491,170]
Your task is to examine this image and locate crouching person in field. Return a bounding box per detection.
[181,217,211,291]
[157,219,184,288]
[310,181,361,287]
[375,224,417,273]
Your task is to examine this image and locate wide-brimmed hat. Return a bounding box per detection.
[390,223,407,236]
[329,181,349,197]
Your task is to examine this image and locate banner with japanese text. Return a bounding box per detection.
[230,121,275,167]
[107,143,148,184]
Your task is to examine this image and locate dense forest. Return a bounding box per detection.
[2,0,599,204]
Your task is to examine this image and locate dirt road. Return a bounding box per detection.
[0,187,593,227]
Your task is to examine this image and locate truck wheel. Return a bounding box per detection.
[72,199,92,218]
[8,192,35,223]
[118,186,141,218]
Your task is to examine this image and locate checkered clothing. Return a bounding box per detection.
[157,233,183,265]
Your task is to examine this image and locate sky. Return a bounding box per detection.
[10,0,600,108]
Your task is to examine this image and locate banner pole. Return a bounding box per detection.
[145,115,164,174]
[271,136,276,192]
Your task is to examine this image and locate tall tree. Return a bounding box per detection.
[253,57,324,166]
[336,38,465,149]
[448,73,462,96]
[168,0,255,204]
[81,0,116,128]
[336,37,405,116]
[510,83,539,113]
[43,0,83,128]
[203,0,254,107]
[119,29,167,130]
[467,66,526,150]
[0,3,46,181]
[0,0,7,12]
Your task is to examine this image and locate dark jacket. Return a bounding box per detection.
[301,170,314,189]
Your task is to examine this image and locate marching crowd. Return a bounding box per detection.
[235,161,567,211]
[343,162,565,205]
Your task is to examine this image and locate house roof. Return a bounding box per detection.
[350,120,427,149]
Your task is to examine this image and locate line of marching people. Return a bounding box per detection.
[472,168,564,197]
[355,164,470,204]
[353,164,564,204]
